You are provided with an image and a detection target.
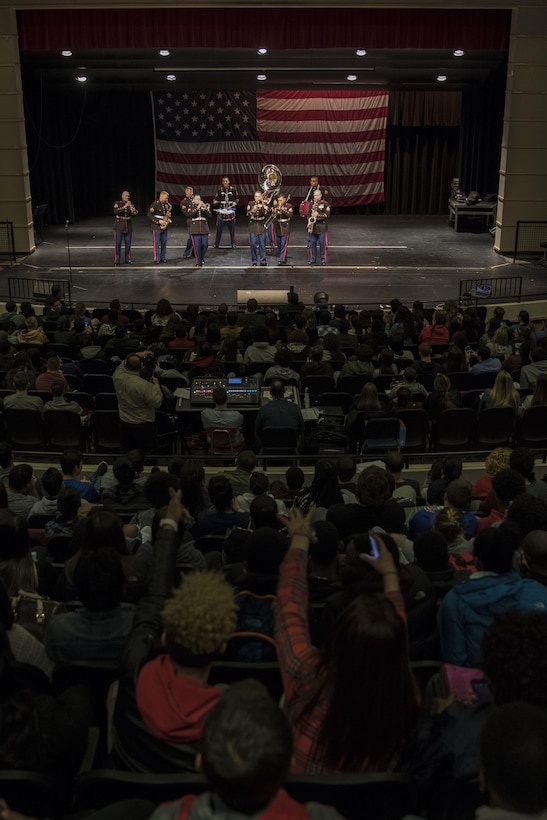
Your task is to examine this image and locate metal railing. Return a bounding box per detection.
[459,276,522,304]
[8,277,72,307]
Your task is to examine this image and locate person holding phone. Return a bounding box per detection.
[274,508,419,774]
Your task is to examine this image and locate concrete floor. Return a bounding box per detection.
[5,213,546,310]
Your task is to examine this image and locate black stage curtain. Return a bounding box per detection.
[23,74,154,225]
[459,63,507,199]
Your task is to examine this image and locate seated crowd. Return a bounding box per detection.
[2,290,547,818]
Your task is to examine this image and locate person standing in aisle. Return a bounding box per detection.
[213,176,239,248]
[148,190,171,264]
[113,191,138,266]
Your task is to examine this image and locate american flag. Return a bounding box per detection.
[152,89,388,207]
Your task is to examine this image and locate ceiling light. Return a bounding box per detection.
[61,50,72,57]
[347,74,358,81]
[257,48,268,55]
[355,49,367,57]
[437,74,447,82]
[76,75,87,83]
[159,49,170,57]
[166,74,176,81]
[453,49,465,57]
[257,74,267,81]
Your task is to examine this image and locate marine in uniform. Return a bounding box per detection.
[188,195,211,267]
[179,185,194,258]
[307,189,330,266]
[272,194,293,266]
[247,192,268,267]
[113,191,138,266]
[213,176,239,248]
[148,190,171,264]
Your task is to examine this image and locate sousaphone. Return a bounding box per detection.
[258,164,282,205]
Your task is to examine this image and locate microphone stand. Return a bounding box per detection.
[65,219,86,292]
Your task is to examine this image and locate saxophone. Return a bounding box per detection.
[159,202,172,230]
[307,209,318,233]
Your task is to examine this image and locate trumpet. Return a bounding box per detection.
[117,199,138,219]
[190,196,211,215]
[248,198,266,220]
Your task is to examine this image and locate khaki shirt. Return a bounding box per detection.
[112,366,163,424]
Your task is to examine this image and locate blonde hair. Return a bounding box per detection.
[433,507,463,545]
[485,447,511,477]
[491,327,509,346]
[162,572,237,659]
[489,370,519,411]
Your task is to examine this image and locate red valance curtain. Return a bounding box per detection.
[18,8,511,52]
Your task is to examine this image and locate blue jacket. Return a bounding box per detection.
[438,573,547,667]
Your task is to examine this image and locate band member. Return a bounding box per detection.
[272,194,293,266]
[307,189,330,266]
[213,176,239,248]
[180,185,194,258]
[305,176,331,204]
[148,190,171,264]
[247,192,268,267]
[188,194,211,267]
[113,191,138,266]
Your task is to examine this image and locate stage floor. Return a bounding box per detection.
[5,214,546,309]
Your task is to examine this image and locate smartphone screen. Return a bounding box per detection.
[352,532,380,560]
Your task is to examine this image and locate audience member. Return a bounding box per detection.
[254,379,304,450]
[509,447,547,502]
[275,509,419,773]
[213,450,258,496]
[147,679,345,820]
[520,347,547,390]
[471,346,502,377]
[28,467,63,518]
[475,469,526,533]
[200,387,244,447]
[6,464,40,518]
[45,547,134,664]
[191,476,250,538]
[112,353,163,453]
[44,379,84,416]
[326,466,406,540]
[44,485,83,540]
[35,356,69,392]
[438,526,547,667]
[3,371,44,415]
[472,447,511,501]
[293,460,343,515]
[478,369,520,413]
[60,449,102,504]
[410,479,477,540]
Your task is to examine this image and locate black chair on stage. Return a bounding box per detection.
[300,375,336,398]
[91,410,121,453]
[3,408,46,450]
[361,417,401,454]
[316,391,352,416]
[336,373,371,396]
[83,373,115,395]
[44,409,87,451]
[397,408,429,453]
[518,405,547,455]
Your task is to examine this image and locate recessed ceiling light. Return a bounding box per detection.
[257,48,268,55]
[437,74,447,82]
[159,49,170,57]
[76,75,87,83]
[257,74,267,81]
[61,50,72,57]
[453,49,465,57]
[347,74,358,81]
[355,49,367,57]
[166,74,176,81]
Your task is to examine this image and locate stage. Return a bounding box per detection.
[4,213,546,310]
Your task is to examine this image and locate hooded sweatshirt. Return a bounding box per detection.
[136,653,222,742]
[438,573,547,667]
